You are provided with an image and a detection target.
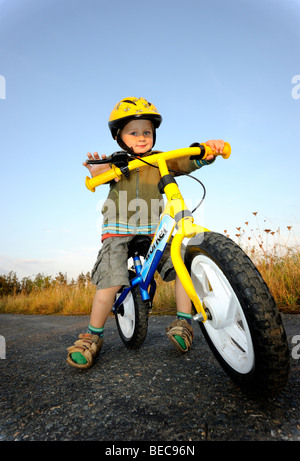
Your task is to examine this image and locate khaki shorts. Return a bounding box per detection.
[91,235,184,290]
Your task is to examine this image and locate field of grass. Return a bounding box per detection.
[0,248,299,317]
[0,215,299,316]
[225,214,299,314]
[0,271,177,316]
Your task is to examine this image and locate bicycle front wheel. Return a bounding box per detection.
[185,232,290,397]
[115,270,149,349]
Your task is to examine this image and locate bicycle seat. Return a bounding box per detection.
[128,235,151,258]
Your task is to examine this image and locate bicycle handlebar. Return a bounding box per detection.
[85,142,231,192]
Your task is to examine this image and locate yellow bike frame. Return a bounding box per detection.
[85,143,231,322]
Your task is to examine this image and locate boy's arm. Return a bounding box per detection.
[83,152,119,182]
[167,139,225,174]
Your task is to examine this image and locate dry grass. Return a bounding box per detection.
[254,249,300,314]
[152,277,176,315]
[0,252,298,316]
[0,274,177,316]
[0,283,96,316]
[224,212,300,314]
[0,213,299,316]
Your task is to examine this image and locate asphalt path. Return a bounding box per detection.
[0,313,299,444]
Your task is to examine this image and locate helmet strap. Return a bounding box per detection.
[116,130,133,153]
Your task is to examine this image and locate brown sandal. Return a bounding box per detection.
[66,333,103,369]
[166,319,194,353]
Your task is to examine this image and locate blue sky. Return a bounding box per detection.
[0,0,299,280]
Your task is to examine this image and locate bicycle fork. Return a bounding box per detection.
[157,157,209,322]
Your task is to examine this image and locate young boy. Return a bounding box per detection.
[67,97,224,369]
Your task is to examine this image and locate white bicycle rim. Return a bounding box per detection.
[191,254,254,374]
[116,292,135,339]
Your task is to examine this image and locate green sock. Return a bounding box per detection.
[87,324,104,338]
[71,324,104,365]
[174,312,192,350]
[177,311,192,324]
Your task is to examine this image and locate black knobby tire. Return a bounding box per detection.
[115,270,149,349]
[185,232,290,397]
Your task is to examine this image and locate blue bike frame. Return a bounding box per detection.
[112,213,175,315]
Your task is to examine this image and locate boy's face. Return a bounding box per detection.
[120,119,154,154]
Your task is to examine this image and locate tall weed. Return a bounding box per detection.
[0,214,299,315]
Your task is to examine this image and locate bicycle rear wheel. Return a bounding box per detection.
[115,270,149,349]
[185,232,290,397]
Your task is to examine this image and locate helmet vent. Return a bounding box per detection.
[122,100,137,105]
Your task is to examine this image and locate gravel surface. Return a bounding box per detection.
[0,313,299,442]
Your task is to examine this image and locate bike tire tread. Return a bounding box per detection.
[186,232,290,397]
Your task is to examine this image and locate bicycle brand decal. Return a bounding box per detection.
[145,223,168,259]
[141,214,174,281]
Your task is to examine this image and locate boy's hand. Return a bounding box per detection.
[83,152,119,182]
[205,139,225,161]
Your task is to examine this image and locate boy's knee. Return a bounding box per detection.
[94,285,122,303]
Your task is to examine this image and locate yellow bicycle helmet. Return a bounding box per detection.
[108,97,162,151]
